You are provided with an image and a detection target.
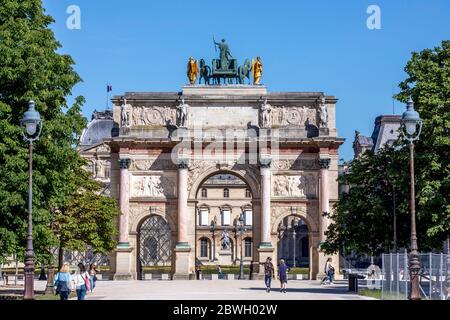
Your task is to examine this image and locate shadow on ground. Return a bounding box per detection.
[242,286,351,295]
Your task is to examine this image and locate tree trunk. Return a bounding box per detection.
[58,246,64,270]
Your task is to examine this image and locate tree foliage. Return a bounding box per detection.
[322,147,411,256]
[323,41,450,256]
[0,0,119,264]
[51,163,119,268]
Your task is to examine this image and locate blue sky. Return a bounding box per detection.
[42,0,450,160]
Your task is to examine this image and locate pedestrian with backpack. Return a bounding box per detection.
[54,263,72,300]
[74,263,90,300]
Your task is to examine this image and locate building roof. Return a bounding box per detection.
[203,174,247,186]
[371,115,402,152]
[80,110,118,148]
[352,114,402,158]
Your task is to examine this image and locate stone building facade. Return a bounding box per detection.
[104,85,344,280]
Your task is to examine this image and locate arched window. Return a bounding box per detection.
[223,188,229,198]
[244,238,252,257]
[201,188,207,198]
[245,189,251,198]
[200,238,209,258]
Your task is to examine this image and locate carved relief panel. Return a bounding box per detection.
[271,106,317,127]
[130,106,176,126]
[272,174,317,198]
[131,175,176,198]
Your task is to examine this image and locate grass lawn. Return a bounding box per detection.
[358,289,381,299]
[35,292,77,300]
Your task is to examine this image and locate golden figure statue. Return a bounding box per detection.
[252,56,263,85]
[187,57,198,85]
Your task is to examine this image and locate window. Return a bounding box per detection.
[244,210,253,226]
[201,188,207,198]
[200,238,208,257]
[104,161,111,178]
[199,209,209,226]
[223,188,229,198]
[244,238,252,257]
[245,189,251,198]
[221,209,231,226]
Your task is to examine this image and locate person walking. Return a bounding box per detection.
[217,265,224,279]
[278,259,290,293]
[54,263,72,300]
[74,263,90,300]
[327,258,335,284]
[321,258,334,285]
[261,257,275,293]
[89,264,98,293]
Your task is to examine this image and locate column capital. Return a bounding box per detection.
[259,156,272,169]
[318,158,331,170]
[119,158,131,169]
[177,158,189,169]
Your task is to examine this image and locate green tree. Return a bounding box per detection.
[51,164,119,269]
[322,147,411,256]
[0,0,119,265]
[324,41,450,256]
[395,40,450,248]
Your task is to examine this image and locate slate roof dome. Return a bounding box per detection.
[80,110,118,148]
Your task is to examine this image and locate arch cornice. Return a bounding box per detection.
[271,206,319,234]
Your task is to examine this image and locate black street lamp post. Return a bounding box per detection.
[210,216,217,262]
[20,101,43,300]
[291,220,299,268]
[236,213,246,280]
[401,98,422,301]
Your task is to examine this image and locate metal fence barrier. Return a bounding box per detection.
[381,252,450,300]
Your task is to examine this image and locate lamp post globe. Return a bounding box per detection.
[21,100,42,300]
[401,97,422,301]
[402,98,422,140]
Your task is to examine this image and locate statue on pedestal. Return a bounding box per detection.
[319,97,328,128]
[260,98,272,128]
[220,230,231,250]
[176,99,189,128]
[187,57,198,85]
[120,98,130,127]
[252,56,263,85]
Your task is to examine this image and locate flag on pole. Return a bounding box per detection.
[107,84,112,92]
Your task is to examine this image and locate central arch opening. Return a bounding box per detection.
[194,172,254,279]
[277,216,310,269]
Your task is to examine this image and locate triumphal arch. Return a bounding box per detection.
[106,43,343,280]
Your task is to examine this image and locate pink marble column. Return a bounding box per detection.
[118,158,130,246]
[319,158,331,242]
[260,158,272,247]
[176,159,189,248]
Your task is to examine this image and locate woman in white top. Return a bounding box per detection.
[74,263,90,300]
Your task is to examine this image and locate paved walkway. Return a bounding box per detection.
[77,280,374,300]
